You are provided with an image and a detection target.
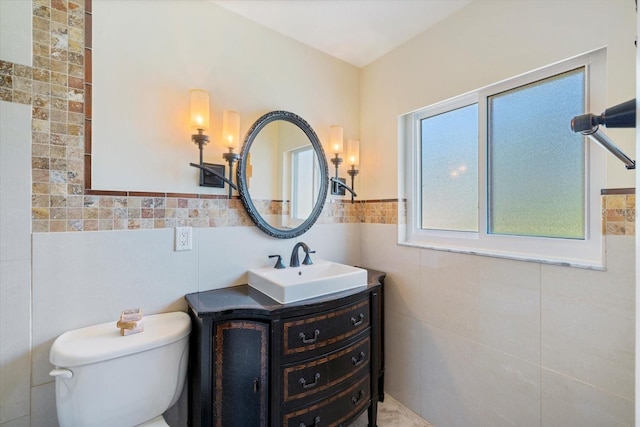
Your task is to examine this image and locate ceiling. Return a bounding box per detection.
[212,0,472,68]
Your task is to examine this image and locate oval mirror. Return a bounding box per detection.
[237,111,329,239]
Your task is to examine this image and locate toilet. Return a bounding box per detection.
[49,311,191,427]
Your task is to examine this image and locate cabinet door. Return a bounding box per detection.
[213,320,269,427]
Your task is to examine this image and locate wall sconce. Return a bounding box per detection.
[222,110,241,197]
[328,126,358,202]
[346,139,359,203]
[188,89,239,197]
[329,126,345,195]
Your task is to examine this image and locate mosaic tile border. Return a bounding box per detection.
[602,190,635,236]
[0,0,632,234]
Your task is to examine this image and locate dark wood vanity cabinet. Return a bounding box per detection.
[185,269,385,427]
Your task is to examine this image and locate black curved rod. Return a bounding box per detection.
[330,177,357,197]
[189,162,238,190]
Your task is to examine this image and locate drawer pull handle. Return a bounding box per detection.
[351,313,365,326]
[299,372,321,389]
[299,329,320,344]
[253,377,260,393]
[351,351,366,366]
[351,390,365,405]
[299,416,320,427]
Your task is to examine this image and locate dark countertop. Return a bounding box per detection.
[185,268,385,319]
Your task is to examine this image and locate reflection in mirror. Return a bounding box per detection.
[249,120,318,228]
[291,146,318,222]
[238,111,328,239]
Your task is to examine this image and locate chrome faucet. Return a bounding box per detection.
[290,242,315,267]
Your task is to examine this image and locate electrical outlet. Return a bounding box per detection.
[175,227,192,251]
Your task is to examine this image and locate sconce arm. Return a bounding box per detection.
[190,162,238,190]
[330,177,357,197]
[577,127,636,170]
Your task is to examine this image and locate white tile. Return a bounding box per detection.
[0,415,30,427]
[0,260,31,424]
[541,368,633,427]
[541,235,634,399]
[30,382,57,427]
[361,224,423,321]
[384,311,424,415]
[197,226,291,291]
[301,223,362,267]
[197,224,361,292]
[31,229,199,386]
[350,394,433,427]
[0,101,31,263]
[421,324,540,427]
[420,249,541,362]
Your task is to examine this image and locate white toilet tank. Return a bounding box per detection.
[49,311,191,427]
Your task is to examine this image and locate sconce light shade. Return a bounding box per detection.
[347,139,360,166]
[190,89,210,131]
[330,126,344,154]
[222,110,240,150]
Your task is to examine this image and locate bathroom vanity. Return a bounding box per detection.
[185,269,385,427]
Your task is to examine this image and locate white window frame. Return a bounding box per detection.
[400,48,607,268]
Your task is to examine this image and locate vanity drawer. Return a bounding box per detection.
[282,299,369,357]
[282,375,370,427]
[282,334,370,405]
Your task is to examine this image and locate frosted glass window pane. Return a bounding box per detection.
[488,68,585,239]
[421,104,478,232]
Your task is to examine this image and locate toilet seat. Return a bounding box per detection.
[136,415,169,427]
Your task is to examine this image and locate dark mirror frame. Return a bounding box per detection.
[237,111,329,239]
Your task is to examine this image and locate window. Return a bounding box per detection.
[402,49,606,267]
[421,103,478,232]
[488,68,586,239]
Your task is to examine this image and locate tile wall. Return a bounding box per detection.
[363,225,634,427]
[0,101,32,427]
[0,0,400,236]
[603,191,635,235]
[0,0,631,236]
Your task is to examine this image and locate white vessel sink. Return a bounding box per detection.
[248,259,368,304]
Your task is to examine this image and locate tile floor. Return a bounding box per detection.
[349,394,434,427]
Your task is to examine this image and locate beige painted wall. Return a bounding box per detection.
[360,0,636,199]
[92,0,360,194]
[0,0,32,67]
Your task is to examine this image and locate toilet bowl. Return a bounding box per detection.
[49,311,191,427]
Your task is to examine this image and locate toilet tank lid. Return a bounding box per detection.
[49,312,191,367]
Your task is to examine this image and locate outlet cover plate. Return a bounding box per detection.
[175,227,192,251]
